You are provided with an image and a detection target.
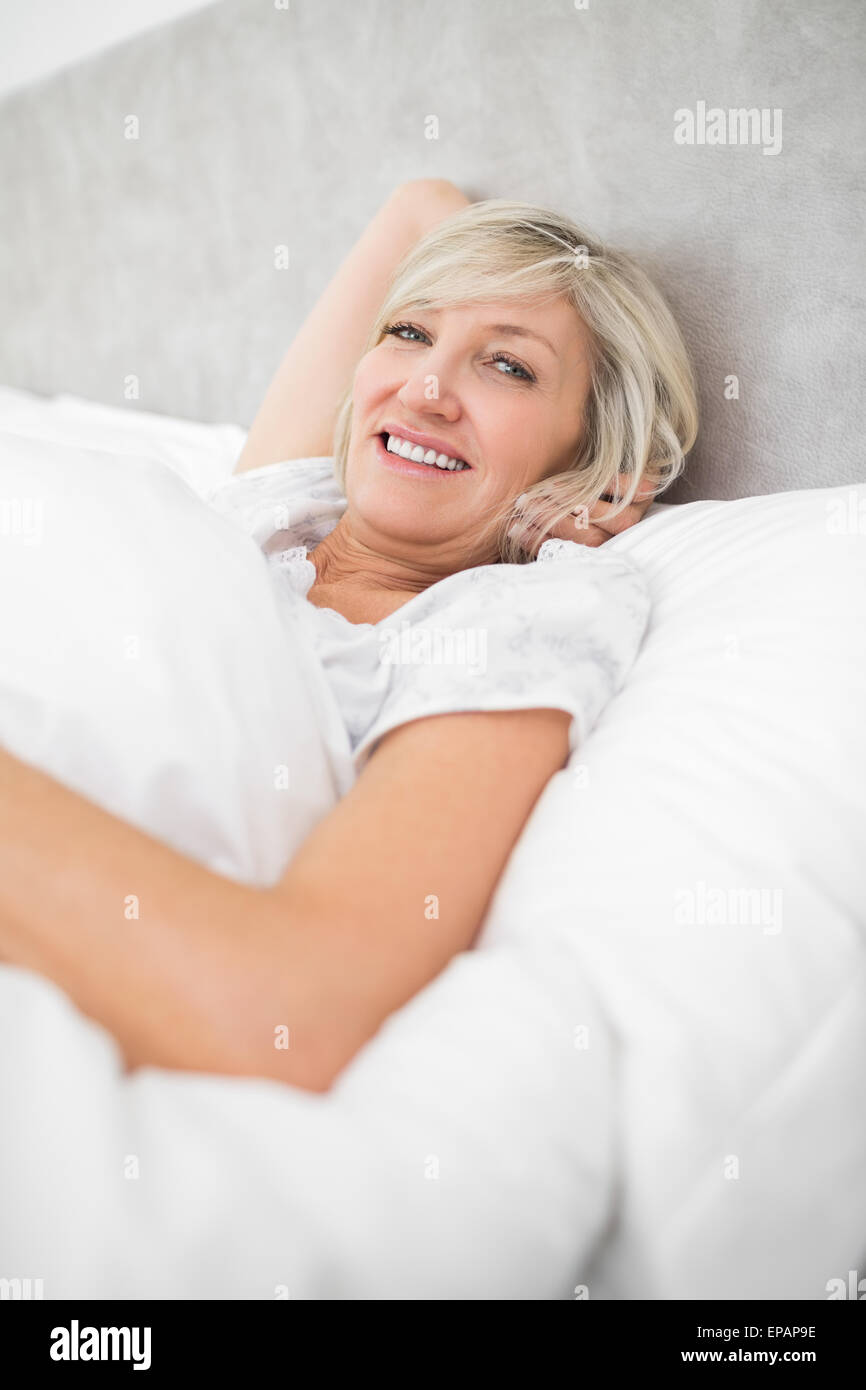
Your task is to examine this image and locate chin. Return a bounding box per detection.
[349,477,451,533]
[358,507,453,545]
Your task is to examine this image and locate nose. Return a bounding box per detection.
[395,345,462,421]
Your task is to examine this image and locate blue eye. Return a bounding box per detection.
[382,321,536,384]
[490,352,535,382]
[383,321,428,342]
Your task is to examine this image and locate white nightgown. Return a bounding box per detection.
[204,457,651,784]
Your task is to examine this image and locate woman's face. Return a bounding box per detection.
[343,296,596,567]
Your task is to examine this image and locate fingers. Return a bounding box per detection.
[510,475,658,553]
[548,499,653,547]
[590,495,653,533]
[544,516,610,546]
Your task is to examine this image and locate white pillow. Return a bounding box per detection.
[479,482,866,1298]
[0,431,342,885]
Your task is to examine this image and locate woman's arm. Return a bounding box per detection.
[0,704,569,1092]
[234,178,471,474]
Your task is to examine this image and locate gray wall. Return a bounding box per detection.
[0,0,863,503]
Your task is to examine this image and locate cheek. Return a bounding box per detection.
[481,408,550,490]
[350,355,378,417]
[351,345,399,419]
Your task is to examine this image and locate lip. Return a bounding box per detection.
[373,432,471,479]
[377,422,472,468]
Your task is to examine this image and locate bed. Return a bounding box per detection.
[0,0,863,1300]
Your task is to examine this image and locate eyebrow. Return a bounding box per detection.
[483,323,557,356]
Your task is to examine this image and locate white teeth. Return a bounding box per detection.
[384,433,469,471]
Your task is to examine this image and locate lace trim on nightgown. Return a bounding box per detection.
[268,545,316,596]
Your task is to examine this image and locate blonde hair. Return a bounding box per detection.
[332,199,698,563]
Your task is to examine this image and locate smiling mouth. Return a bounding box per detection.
[378,431,471,472]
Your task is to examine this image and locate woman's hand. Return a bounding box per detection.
[553,483,657,547]
[527,474,659,550]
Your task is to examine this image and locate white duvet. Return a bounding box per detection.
[0,388,864,1300]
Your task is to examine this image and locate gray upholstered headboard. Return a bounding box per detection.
[0,0,863,503]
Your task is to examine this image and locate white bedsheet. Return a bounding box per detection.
[0,388,863,1300]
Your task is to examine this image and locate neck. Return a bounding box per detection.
[309,516,497,597]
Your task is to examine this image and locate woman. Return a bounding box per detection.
[0,180,697,1093]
